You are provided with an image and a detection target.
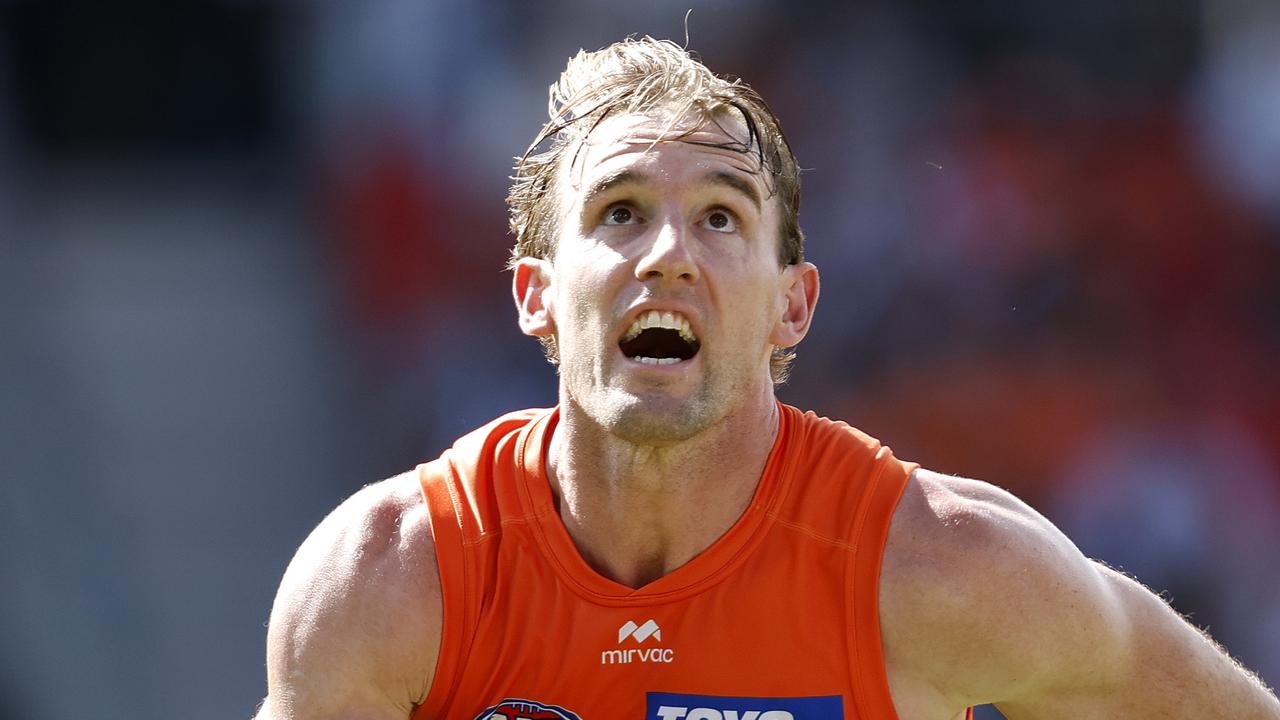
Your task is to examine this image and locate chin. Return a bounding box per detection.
[585,389,720,446]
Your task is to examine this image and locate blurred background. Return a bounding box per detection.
[1,0,1278,717]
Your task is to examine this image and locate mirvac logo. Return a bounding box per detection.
[600,619,675,665]
[645,692,844,719]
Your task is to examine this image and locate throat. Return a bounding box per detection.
[549,446,762,589]
[563,503,710,589]
[545,396,782,589]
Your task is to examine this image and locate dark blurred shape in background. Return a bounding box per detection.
[0,2,1276,718]
[3,1,280,155]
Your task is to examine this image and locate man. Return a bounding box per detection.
[256,38,1280,720]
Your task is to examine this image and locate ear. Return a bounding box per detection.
[770,261,820,348]
[513,257,556,337]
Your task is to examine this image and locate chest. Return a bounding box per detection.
[439,527,865,720]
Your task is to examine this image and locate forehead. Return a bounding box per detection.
[560,109,768,201]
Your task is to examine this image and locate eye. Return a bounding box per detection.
[603,204,640,226]
[702,209,738,233]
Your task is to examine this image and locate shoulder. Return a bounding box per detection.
[260,471,441,719]
[783,406,907,477]
[879,469,1131,712]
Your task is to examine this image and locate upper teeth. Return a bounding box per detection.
[621,310,697,344]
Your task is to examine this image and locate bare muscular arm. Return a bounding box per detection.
[255,472,441,720]
[881,469,1280,720]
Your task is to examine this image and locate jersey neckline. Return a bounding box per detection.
[512,402,800,605]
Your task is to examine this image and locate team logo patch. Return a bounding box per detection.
[645,692,843,719]
[472,698,583,720]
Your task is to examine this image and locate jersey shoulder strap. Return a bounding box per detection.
[413,409,546,717]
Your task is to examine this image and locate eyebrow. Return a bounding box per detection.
[582,169,647,208]
[580,168,764,214]
[707,170,762,213]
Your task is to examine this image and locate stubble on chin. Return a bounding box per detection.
[570,384,720,447]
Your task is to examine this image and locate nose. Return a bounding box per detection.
[634,214,699,285]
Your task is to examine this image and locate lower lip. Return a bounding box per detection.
[619,352,699,371]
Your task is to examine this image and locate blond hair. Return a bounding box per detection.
[508,37,805,383]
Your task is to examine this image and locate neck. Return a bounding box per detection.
[546,390,780,589]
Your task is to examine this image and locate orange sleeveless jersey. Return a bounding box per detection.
[414,403,972,720]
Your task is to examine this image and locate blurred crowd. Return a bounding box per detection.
[1,1,1277,718]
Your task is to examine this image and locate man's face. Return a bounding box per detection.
[514,110,818,444]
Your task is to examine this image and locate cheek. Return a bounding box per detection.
[550,261,617,332]
[724,278,786,341]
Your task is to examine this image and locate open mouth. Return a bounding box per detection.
[618,310,701,366]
